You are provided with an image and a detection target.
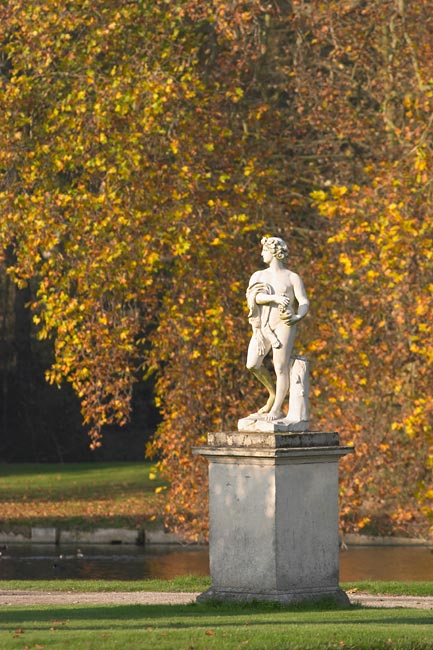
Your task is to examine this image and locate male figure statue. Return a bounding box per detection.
[246,236,309,421]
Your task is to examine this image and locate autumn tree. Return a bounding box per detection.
[0,0,431,539]
[151,0,432,538]
[0,0,275,536]
[287,0,433,535]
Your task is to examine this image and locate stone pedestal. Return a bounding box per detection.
[193,431,354,605]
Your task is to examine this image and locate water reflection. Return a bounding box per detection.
[0,544,209,581]
[339,545,433,582]
[0,543,431,582]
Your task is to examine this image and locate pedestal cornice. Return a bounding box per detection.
[192,430,354,462]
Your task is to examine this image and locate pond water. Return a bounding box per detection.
[0,544,432,582]
[0,544,209,582]
[339,545,433,582]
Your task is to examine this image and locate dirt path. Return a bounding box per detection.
[350,593,433,610]
[0,591,432,610]
[0,591,197,606]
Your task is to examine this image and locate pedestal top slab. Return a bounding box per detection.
[207,430,339,449]
[237,415,310,433]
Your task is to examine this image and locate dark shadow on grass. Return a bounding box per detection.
[1,486,159,503]
[0,603,431,631]
[0,463,147,477]
[0,515,156,528]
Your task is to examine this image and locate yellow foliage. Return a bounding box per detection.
[330,185,348,198]
[338,253,354,275]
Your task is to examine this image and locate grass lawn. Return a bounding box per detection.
[0,600,432,650]
[0,576,211,593]
[0,462,167,530]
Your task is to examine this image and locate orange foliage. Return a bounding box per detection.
[0,0,431,539]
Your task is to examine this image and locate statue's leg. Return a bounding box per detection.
[246,336,274,414]
[251,366,276,414]
[264,324,296,421]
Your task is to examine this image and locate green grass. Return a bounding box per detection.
[0,576,211,593]
[0,580,431,649]
[0,462,167,529]
[0,579,432,597]
[0,601,432,650]
[343,582,433,597]
[0,462,165,499]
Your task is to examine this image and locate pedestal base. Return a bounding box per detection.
[197,586,350,606]
[193,431,354,606]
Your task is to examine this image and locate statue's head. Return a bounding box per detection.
[261,236,289,262]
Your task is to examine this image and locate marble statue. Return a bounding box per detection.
[238,236,310,432]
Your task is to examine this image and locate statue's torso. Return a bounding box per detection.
[252,268,297,329]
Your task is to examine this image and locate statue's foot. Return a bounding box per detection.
[263,410,285,422]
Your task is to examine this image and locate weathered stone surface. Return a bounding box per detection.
[0,527,186,546]
[194,432,354,606]
[197,586,350,606]
[59,528,143,545]
[207,430,340,449]
[0,530,30,544]
[31,527,58,543]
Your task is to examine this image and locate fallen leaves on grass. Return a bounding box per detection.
[1,495,167,527]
